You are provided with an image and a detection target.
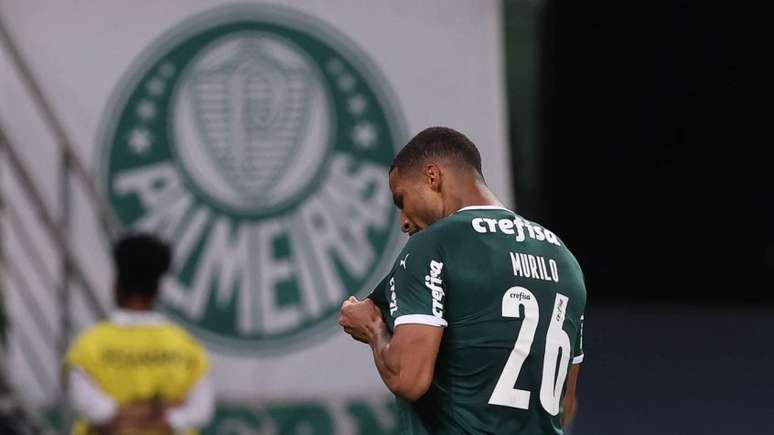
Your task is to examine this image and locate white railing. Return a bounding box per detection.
[0,10,121,432]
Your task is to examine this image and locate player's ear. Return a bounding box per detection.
[424,163,443,192]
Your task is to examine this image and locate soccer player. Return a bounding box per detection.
[339,127,586,434]
[65,234,214,435]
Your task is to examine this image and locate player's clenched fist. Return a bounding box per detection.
[339,296,385,344]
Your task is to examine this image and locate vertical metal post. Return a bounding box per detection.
[59,147,74,432]
[0,129,9,407]
[0,135,6,346]
[58,147,72,401]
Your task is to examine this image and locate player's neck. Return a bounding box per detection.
[444,179,502,216]
[117,296,155,311]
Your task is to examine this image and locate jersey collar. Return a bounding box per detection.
[110,309,168,326]
[456,205,515,213]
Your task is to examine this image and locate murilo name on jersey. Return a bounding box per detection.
[510,252,560,283]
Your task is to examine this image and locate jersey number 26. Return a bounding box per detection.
[488,287,572,415]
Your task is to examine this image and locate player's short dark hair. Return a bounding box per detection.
[390,127,484,179]
[113,233,172,300]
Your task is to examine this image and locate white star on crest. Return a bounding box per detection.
[159,63,176,78]
[136,100,156,120]
[338,73,356,92]
[146,78,165,96]
[326,59,344,75]
[128,128,152,154]
[352,122,377,149]
[347,95,368,115]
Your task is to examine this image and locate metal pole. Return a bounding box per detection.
[0,131,6,347]
[0,265,57,396]
[6,205,58,290]
[58,140,72,405]
[0,124,107,320]
[2,261,57,347]
[0,11,120,240]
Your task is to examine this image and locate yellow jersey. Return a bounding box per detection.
[65,314,208,435]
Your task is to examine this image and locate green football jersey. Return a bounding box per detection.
[369,206,586,435]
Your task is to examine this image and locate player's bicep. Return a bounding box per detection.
[389,323,444,400]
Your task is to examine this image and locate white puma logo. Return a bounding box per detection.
[400,253,410,269]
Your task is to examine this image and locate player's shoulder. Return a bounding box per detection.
[71,320,116,345]
[401,223,451,257]
[158,322,206,351]
[405,210,479,246]
[66,320,116,362]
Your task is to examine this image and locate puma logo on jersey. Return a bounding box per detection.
[400,253,410,270]
[424,260,445,317]
[471,217,561,246]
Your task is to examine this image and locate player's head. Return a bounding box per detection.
[389,127,485,231]
[113,233,172,308]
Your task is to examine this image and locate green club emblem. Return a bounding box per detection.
[98,5,405,352]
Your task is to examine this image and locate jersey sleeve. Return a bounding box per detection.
[367,274,390,308]
[572,314,584,364]
[391,231,448,328]
[367,274,393,322]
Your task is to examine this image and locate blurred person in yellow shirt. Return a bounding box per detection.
[64,234,213,435]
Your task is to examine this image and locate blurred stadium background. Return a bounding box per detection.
[0,0,771,434]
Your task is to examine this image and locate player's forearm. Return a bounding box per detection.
[369,326,399,390]
[368,327,428,401]
[561,364,581,426]
[561,394,576,426]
